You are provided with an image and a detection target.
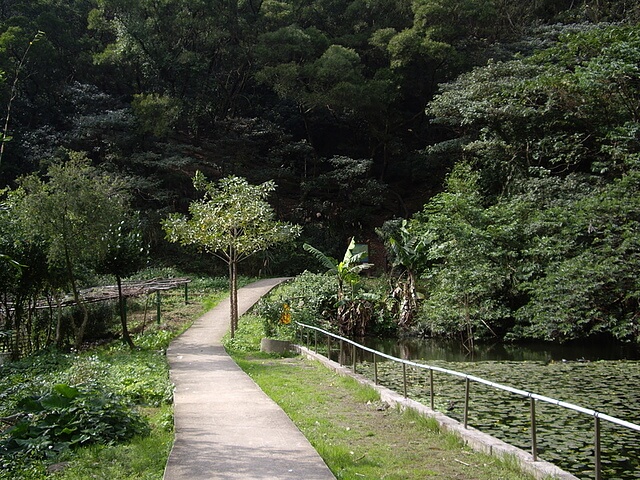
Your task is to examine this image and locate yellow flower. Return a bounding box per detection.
[279,303,291,324]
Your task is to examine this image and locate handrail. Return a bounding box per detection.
[295,321,640,480]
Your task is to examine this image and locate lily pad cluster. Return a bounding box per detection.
[358,359,640,479]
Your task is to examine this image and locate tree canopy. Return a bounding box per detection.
[410,24,640,343]
[163,173,301,336]
[0,0,639,344]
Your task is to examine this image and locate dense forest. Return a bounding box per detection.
[1,0,640,346]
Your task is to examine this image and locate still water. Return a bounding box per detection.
[339,336,640,479]
[362,336,640,362]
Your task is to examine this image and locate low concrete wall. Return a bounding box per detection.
[294,345,579,480]
[260,338,292,354]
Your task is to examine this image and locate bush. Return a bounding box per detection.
[0,384,149,460]
[257,272,338,331]
[252,272,398,337]
[223,314,265,352]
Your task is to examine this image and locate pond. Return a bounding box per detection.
[363,336,640,362]
[322,337,640,480]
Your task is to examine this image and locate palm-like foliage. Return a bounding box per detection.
[303,238,375,336]
[0,254,23,270]
[303,238,372,299]
[383,220,426,328]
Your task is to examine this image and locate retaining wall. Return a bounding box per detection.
[294,344,579,480]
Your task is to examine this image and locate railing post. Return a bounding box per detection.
[352,343,356,373]
[314,331,318,353]
[287,326,640,480]
[306,331,310,349]
[595,415,602,480]
[530,397,538,461]
[373,353,378,385]
[463,377,470,428]
[402,363,408,398]
[429,369,435,411]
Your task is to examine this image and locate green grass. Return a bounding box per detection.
[0,276,535,479]
[227,315,536,480]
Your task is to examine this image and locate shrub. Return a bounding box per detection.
[258,272,338,330]
[0,383,149,461]
[253,273,399,337]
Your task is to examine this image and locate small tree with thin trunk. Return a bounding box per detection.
[162,173,301,337]
[96,218,148,349]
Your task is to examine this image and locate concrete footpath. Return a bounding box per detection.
[163,278,336,480]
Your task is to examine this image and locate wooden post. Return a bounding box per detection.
[156,291,161,324]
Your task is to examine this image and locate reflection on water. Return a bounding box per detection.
[361,337,640,362]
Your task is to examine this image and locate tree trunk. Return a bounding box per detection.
[117,276,135,349]
[63,241,88,350]
[55,293,63,347]
[72,298,89,350]
[231,260,238,331]
[463,294,474,354]
[228,259,236,338]
[73,293,89,351]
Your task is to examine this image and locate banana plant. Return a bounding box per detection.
[386,219,426,328]
[303,238,372,301]
[304,238,374,335]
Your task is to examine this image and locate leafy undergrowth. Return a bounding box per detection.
[0,273,231,480]
[0,344,175,480]
[227,316,535,480]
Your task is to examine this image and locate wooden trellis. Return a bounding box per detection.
[0,278,191,356]
[1,278,191,313]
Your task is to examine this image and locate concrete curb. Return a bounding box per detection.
[295,345,579,480]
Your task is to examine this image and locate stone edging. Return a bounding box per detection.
[294,344,579,480]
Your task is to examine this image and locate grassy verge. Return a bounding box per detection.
[0,274,231,480]
[226,315,535,480]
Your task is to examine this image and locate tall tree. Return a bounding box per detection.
[88,0,256,128]
[0,194,47,356]
[162,172,301,337]
[410,163,512,347]
[414,24,640,343]
[13,152,130,348]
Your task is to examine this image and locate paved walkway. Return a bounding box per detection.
[163,278,335,480]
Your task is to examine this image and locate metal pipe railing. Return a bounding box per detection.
[295,321,640,480]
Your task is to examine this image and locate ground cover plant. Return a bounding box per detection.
[224,314,535,480]
[0,272,229,479]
